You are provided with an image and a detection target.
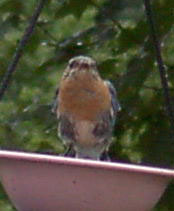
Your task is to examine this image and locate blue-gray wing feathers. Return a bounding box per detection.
[104,80,121,124]
[52,88,59,117]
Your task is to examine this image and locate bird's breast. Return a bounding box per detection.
[58,73,111,121]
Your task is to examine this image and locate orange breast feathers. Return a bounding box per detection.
[58,72,111,121]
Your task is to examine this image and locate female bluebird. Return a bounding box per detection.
[53,56,120,160]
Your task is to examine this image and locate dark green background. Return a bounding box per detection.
[0,0,174,210]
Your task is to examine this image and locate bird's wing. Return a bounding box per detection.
[105,80,121,122]
[52,87,59,118]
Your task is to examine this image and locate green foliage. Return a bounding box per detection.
[0,0,174,210]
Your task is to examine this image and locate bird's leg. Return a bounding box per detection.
[63,144,76,157]
[100,150,111,161]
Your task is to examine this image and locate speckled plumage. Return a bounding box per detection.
[53,56,120,160]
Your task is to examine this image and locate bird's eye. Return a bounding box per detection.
[69,61,78,69]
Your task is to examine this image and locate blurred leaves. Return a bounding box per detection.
[0,0,174,210]
[55,0,96,18]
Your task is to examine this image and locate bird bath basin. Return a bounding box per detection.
[0,150,173,211]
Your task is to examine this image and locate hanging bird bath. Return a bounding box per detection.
[0,150,173,211]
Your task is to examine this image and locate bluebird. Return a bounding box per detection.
[53,56,121,160]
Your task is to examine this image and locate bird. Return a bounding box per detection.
[52,55,121,160]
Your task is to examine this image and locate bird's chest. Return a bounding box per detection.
[59,73,111,121]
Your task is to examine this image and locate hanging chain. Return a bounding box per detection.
[0,0,46,101]
[143,0,174,134]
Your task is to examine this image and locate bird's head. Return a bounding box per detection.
[63,56,98,79]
